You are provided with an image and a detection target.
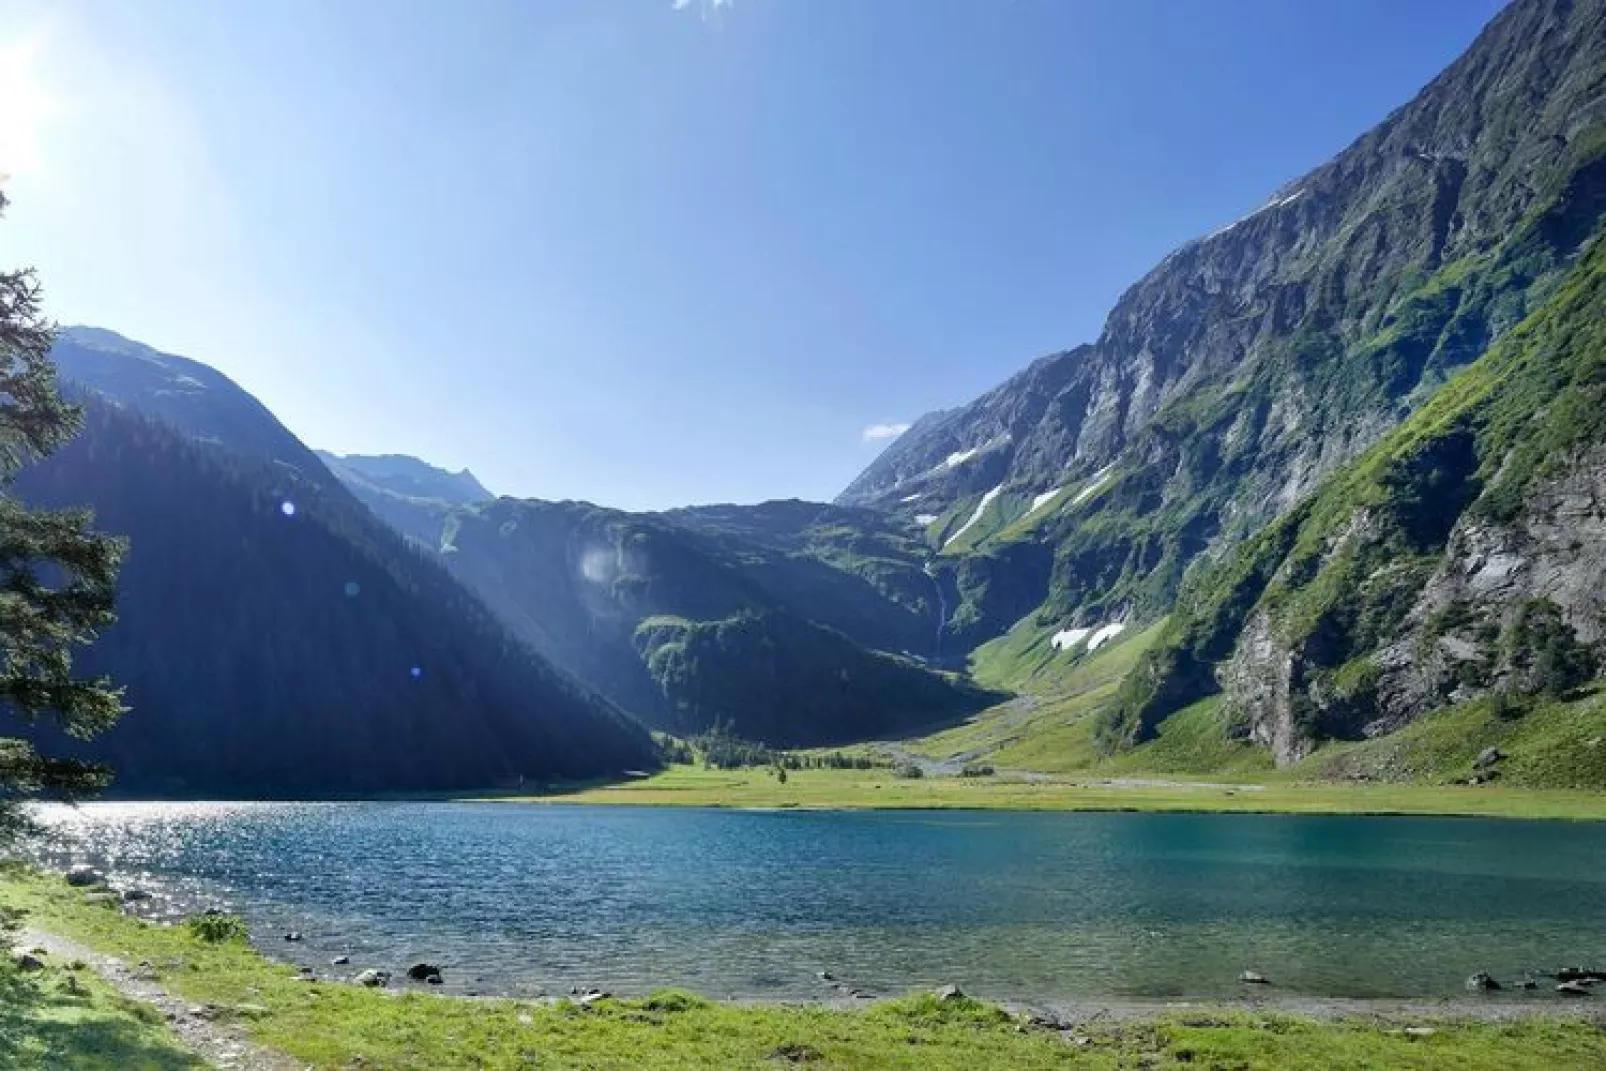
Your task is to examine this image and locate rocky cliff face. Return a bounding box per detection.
[840,0,1606,650]
[1130,214,1606,765]
[1367,449,1606,734]
[1216,445,1606,767]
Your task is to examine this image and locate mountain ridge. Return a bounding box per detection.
[29,333,658,794]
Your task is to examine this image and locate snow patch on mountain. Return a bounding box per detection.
[1029,487,1063,513]
[1050,627,1091,652]
[1071,464,1118,507]
[942,485,1002,548]
[1050,620,1126,654]
[943,447,979,469]
[1087,622,1126,652]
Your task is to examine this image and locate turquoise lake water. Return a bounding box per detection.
[26,802,1606,1002]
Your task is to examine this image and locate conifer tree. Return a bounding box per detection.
[0,190,125,846]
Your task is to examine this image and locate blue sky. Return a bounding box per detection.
[1,0,1506,510]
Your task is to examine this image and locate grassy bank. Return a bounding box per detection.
[0,928,202,1069]
[503,763,1606,819]
[4,868,1606,1069]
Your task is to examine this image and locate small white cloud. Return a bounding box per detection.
[672,0,733,13]
[862,422,910,442]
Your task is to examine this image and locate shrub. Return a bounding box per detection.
[186,913,249,943]
[643,989,709,1013]
[1507,599,1597,696]
[892,762,924,779]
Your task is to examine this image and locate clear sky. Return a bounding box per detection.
[1,0,1507,510]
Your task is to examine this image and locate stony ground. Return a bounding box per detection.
[19,927,304,1070]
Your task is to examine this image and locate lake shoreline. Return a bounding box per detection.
[488,763,1606,820]
[80,765,1606,821]
[7,867,1606,1068]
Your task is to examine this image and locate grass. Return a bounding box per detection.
[934,488,1025,556]
[1301,687,1606,788]
[5,868,1606,1069]
[520,618,1606,821]
[921,621,1168,770]
[508,763,1606,819]
[0,932,202,1069]
[917,621,1264,776]
[967,615,1161,694]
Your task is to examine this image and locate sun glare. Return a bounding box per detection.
[0,32,60,181]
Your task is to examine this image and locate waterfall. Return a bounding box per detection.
[923,559,947,660]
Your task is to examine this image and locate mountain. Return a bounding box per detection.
[28,330,657,795]
[316,452,490,506]
[841,0,1606,644]
[423,496,992,744]
[135,382,990,745]
[1113,218,1606,768]
[52,327,322,473]
[315,450,492,549]
[838,0,1606,774]
[37,0,1606,783]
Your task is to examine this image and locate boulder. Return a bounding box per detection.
[1474,747,1505,769]
[1239,971,1271,985]
[282,932,303,942]
[577,989,611,1006]
[121,888,153,903]
[406,963,443,982]
[13,953,44,971]
[1465,971,1501,992]
[817,970,835,982]
[330,955,350,966]
[1557,981,1594,996]
[1556,968,1606,983]
[933,984,964,1002]
[353,969,390,988]
[65,865,105,887]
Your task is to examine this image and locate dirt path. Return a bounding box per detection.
[19,927,306,1071]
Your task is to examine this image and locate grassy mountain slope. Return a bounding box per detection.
[435,497,987,743]
[636,610,995,746]
[1110,211,1606,770]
